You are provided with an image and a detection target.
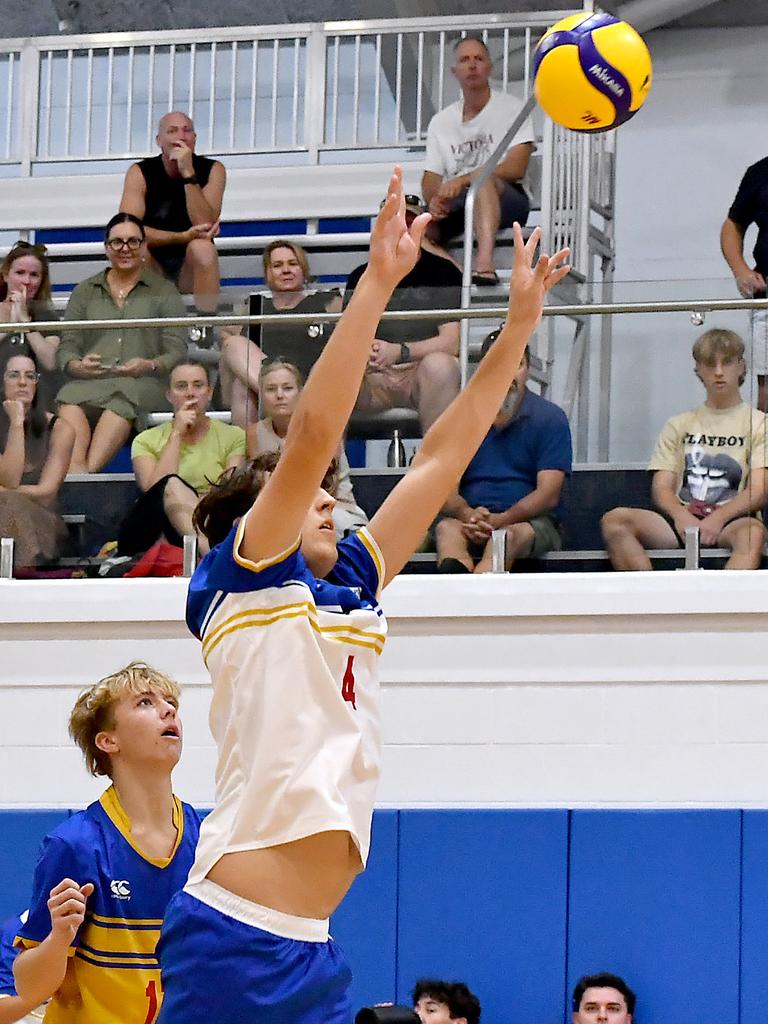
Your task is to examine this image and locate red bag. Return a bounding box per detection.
[124,542,184,578]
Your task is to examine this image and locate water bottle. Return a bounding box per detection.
[386,429,406,468]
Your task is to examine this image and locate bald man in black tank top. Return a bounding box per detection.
[120,111,226,317]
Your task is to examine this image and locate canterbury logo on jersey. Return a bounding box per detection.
[110,879,131,899]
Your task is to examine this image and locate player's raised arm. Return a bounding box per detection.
[238,167,430,565]
[368,224,570,587]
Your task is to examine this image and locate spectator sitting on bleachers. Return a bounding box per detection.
[412,978,481,1024]
[218,240,342,427]
[0,911,42,1023]
[343,194,461,432]
[55,213,187,474]
[119,111,226,321]
[117,358,245,558]
[0,241,60,376]
[602,328,768,570]
[421,35,534,286]
[247,358,367,540]
[572,972,635,1024]
[0,351,74,571]
[436,338,571,572]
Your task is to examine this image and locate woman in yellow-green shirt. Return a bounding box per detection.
[117,358,245,558]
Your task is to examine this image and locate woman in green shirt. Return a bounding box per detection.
[56,213,187,473]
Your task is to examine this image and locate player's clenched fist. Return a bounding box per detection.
[47,878,94,946]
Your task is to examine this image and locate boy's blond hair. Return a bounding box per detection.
[692,328,745,365]
[68,661,181,778]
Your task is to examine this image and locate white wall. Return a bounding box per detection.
[606,25,768,461]
[3,573,768,810]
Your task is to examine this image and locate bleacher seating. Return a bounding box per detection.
[43,463,749,574]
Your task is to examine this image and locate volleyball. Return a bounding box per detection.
[532,12,652,133]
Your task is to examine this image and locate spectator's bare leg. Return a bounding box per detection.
[220,334,264,393]
[85,411,132,474]
[719,517,766,569]
[57,404,92,474]
[601,507,677,570]
[163,476,210,556]
[178,238,220,314]
[435,517,473,571]
[416,352,460,431]
[475,522,535,573]
[473,178,504,275]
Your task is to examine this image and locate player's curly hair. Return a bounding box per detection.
[69,661,181,778]
[193,452,339,550]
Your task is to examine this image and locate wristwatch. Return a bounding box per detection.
[182,175,199,185]
[397,343,411,364]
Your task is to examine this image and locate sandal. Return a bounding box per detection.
[471,270,500,287]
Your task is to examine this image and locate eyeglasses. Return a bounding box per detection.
[106,237,143,252]
[379,194,425,211]
[4,370,39,382]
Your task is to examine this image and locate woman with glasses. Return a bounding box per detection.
[0,241,61,408]
[55,213,187,473]
[0,350,75,570]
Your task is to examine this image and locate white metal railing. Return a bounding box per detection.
[0,12,585,167]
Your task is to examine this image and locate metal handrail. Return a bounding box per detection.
[2,296,766,335]
[460,93,538,387]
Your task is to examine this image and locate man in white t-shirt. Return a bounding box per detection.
[601,328,768,570]
[421,36,535,285]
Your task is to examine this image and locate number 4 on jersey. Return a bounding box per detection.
[341,655,357,709]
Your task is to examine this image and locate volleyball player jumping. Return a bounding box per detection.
[155,166,569,1024]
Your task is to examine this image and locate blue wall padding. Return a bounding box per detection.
[738,811,768,1024]
[396,810,569,1024]
[0,810,71,920]
[568,810,741,1024]
[331,810,399,1014]
[0,808,757,1024]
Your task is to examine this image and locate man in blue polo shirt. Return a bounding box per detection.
[435,336,572,572]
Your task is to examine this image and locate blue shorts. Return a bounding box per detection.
[156,881,353,1024]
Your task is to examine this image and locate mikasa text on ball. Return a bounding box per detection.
[533,11,652,132]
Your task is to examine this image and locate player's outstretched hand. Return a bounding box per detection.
[47,878,94,948]
[368,166,431,291]
[506,224,570,331]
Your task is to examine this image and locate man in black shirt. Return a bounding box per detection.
[218,240,342,426]
[120,111,226,316]
[721,156,768,409]
[344,194,462,431]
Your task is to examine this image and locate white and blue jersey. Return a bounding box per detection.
[157,516,388,1024]
[185,513,387,887]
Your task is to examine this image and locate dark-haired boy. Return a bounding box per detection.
[412,978,481,1024]
[572,972,635,1024]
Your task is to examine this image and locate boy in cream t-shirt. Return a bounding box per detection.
[601,328,768,570]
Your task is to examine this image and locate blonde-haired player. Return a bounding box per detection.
[155,167,569,1023]
[13,662,199,1023]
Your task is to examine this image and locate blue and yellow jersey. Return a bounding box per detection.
[0,912,24,996]
[16,788,199,1024]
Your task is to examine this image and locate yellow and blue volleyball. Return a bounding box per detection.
[533,12,652,133]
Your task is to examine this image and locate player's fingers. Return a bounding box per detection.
[48,878,81,898]
[407,211,432,250]
[522,224,542,261]
[80,882,95,898]
[544,264,572,292]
